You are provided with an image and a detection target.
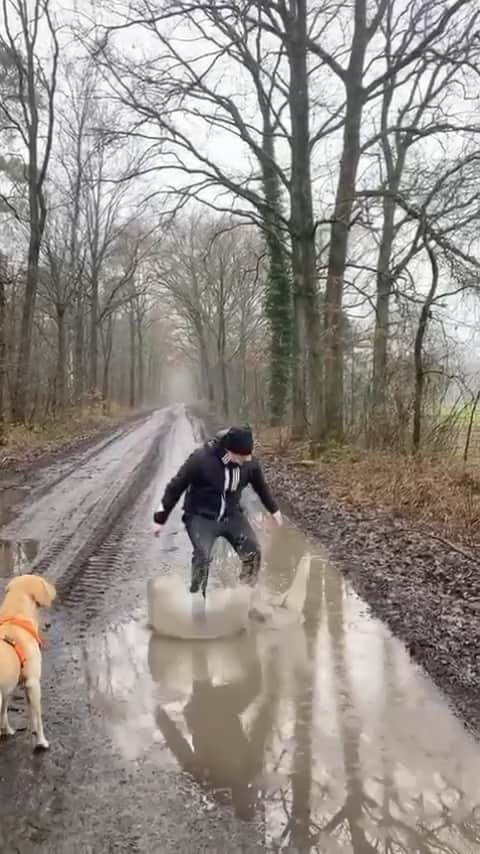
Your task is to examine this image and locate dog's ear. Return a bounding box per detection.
[6,574,56,607]
[34,577,56,607]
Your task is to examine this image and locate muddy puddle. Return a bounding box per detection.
[83,520,480,853]
[0,486,40,576]
[0,538,40,577]
[0,486,38,576]
[0,484,31,526]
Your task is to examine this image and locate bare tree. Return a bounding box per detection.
[308,0,476,443]
[82,131,147,396]
[41,223,77,412]
[360,146,480,450]
[154,213,266,418]
[363,7,480,436]
[93,0,339,435]
[0,43,27,224]
[0,0,59,421]
[0,252,7,440]
[56,62,98,403]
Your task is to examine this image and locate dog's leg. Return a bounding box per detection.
[25,679,49,750]
[0,691,15,737]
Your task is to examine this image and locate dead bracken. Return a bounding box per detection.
[259,438,480,735]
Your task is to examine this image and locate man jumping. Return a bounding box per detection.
[153,426,282,597]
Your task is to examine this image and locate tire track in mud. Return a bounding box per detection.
[28,414,152,501]
[52,413,175,599]
[0,409,267,853]
[57,407,202,616]
[0,409,156,488]
[0,406,201,629]
[0,408,180,597]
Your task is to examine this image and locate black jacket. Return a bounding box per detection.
[154,435,278,524]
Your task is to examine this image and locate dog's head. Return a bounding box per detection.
[6,574,56,608]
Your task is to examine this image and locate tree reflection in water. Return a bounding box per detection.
[147,537,480,853]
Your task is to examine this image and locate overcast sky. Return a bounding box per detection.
[2,0,480,390]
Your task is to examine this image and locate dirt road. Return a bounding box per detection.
[0,406,479,853]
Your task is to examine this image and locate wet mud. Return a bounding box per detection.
[0,408,155,483]
[0,407,479,852]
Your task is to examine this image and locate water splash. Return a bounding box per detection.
[147,575,251,640]
[147,551,312,640]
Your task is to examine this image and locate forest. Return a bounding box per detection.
[1,0,480,460]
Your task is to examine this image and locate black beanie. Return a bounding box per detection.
[222,426,254,456]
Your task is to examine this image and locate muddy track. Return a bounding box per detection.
[2,406,480,854]
[28,415,153,502]
[59,407,201,607]
[55,427,166,600]
[51,412,175,596]
[0,409,156,485]
[0,408,177,593]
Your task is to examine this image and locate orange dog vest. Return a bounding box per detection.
[0,616,43,670]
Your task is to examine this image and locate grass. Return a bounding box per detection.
[438,401,480,424]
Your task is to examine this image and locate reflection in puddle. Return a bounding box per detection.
[0,485,30,528]
[153,634,271,820]
[0,485,38,578]
[83,524,480,853]
[0,538,40,577]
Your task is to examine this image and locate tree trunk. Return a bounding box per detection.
[463,391,480,463]
[254,365,260,421]
[102,359,110,412]
[100,314,114,413]
[10,2,57,422]
[102,318,113,413]
[200,345,214,405]
[323,0,368,443]
[89,272,99,395]
[217,273,229,418]
[260,108,292,426]
[55,305,67,413]
[265,227,292,426]
[372,194,396,422]
[371,65,408,443]
[12,222,41,421]
[73,292,84,403]
[290,248,308,441]
[218,323,229,419]
[137,320,144,407]
[413,246,438,453]
[287,0,321,443]
[197,329,214,405]
[0,258,6,443]
[129,307,136,409]
[218,14,293,425]
[239,310,247,419]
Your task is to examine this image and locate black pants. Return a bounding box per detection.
[184,512,261,595]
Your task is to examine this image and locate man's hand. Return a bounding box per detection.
[153,508,167,536]
[272,510,283,527]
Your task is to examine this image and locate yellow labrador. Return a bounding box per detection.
[0,574,56,750]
